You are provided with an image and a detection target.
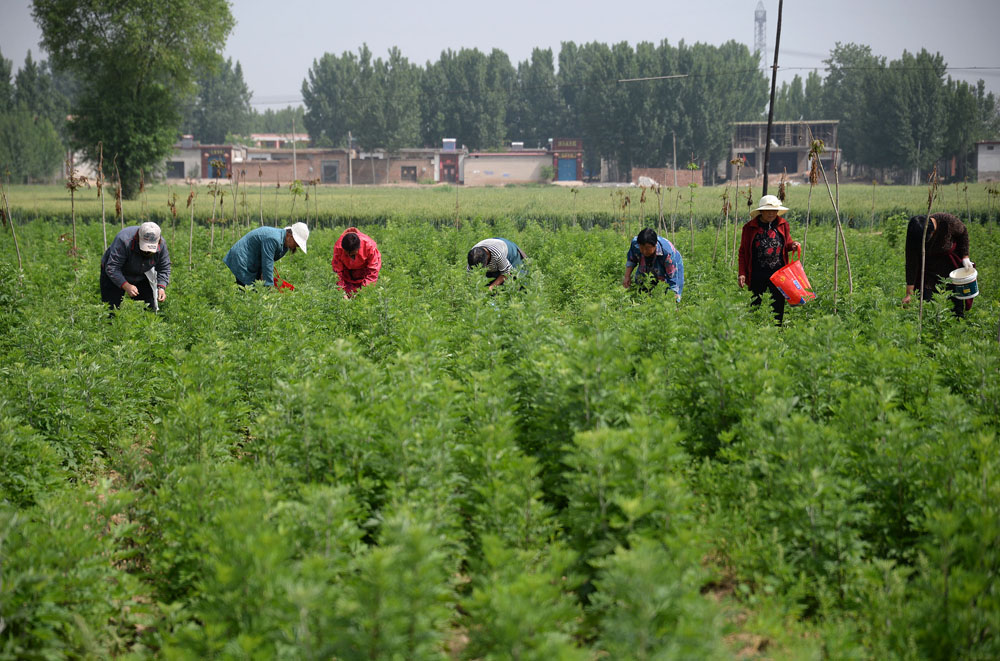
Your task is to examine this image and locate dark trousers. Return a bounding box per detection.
[100,270,155,309]
[751,280,785,324]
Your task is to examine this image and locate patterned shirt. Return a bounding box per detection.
[625,236,684,298]
[470,238,514,275]
[751,219,785,282]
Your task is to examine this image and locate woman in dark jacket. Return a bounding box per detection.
[738,194,800,323]
[902,212,973,316]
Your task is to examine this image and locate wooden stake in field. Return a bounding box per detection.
[0,171,24,271]
[186,185,196,269]
[257,165,264,227]
[208,162,222,252]
[687,161,698,256]
[653,185,664,234]
[729,157,744,268]
[918,166,941,340]
[870,179,877,230]
[713,187,730,264]
[802,149,818,258]
[273,178,281,227]
[97,143,107,251]
[113,157,123,228]
[65,155,90,256]
[807,139,853,312]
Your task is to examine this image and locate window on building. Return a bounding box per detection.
[322,160,339,183]
[988,145,995,151]
[166,161,185,179]
[401,166,417,182]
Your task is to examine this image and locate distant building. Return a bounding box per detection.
[976,141,1000,182]
[729,120,839,180]
[167,137,246,180]
[250,132,310,149]
[463,138,583,186]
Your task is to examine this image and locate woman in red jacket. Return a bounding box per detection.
[738,195,800,324]
[331,227,381,298]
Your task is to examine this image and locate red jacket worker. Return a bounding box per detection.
[331,227,381,298]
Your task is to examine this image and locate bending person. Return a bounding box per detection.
[224,222,309,287]
[332,227,381,298]
[467,238,527,290]
[622,227,684,302]
[902,212,973,316]
[100,222,171,310]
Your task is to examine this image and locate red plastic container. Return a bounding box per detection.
[769,247,815,306]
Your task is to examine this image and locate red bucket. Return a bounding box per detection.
[769,247,814,306]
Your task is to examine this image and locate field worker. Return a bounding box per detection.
[331,227,381,298]
[467,237,527,290]
[622,228,684,301]
[738,194,801,323]
[902,212,973,317]
[224,222,308,287]
[100,221,171,310]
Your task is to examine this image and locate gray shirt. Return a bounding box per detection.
[101,226,171,288]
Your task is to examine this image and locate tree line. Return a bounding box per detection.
[6,0,1000,197]
[301,40,768,180]
[771,44,999,181]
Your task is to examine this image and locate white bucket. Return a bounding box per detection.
[948,267,979,299]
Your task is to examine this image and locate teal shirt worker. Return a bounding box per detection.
[224,223,309,286]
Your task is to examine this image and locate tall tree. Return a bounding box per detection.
[184,57,252,144]
[0,110,64,182]
[0,48,12,113]
[823,43,888,168]
[32,0,234,198]
[302,50,360,148]
[510,48,563,148]
[250,106,305,135]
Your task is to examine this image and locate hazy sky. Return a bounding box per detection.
[2,0,999,109]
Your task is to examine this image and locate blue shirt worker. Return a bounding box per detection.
[224,222,309,287]
[100,222,171,310]
[622,228,684,301]
[467,238,527,290]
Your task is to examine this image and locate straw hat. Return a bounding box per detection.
[287,222,309,253]
[751,194,789,218]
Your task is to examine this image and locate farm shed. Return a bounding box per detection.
[729,120,839,180]
[977,141,1000,182]
[462,151,552,186]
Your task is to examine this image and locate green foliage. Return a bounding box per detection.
[0,109,63,182]
[182,58,252,144]
[0,488,146,660]
[0,214,998,659]
[32,0,235,197]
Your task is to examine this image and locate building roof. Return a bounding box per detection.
[467,151,549,157]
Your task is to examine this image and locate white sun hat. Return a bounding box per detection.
[751,194,789,217]
[287,222,309,253]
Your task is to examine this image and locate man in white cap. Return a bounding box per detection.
[223,222,309,287]
[738,194,800,323]
[100,221,171,310]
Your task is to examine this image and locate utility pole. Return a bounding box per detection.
[348,131,353,187]
[291,116,298,181]
[761,0,783,196]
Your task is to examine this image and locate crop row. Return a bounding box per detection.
[1,218,998,658]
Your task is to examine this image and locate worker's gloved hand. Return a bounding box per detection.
[962,257,973,270]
